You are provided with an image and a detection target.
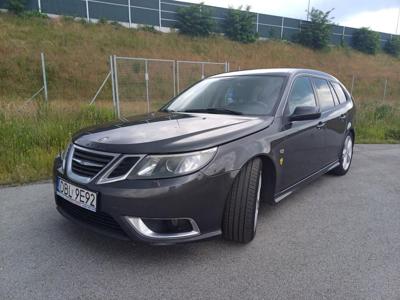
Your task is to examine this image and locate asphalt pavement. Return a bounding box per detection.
[1,144,400,299]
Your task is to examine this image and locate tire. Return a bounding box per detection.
[222,158,262,243]
[331,133,353,176]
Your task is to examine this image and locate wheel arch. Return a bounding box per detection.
[349,128,355,143]
[237,154,277,204]
[258,155,277,204]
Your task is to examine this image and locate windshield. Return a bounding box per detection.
[162,75,287,116]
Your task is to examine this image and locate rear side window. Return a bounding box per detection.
[286,77,317,115]
[331,82,347,104]
[313,78,335,111]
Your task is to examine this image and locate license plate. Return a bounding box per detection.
[56,177,97,212]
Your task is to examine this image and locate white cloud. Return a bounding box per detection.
[339,8,399,34]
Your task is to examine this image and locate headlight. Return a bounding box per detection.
[127,148,217,179]
[60,143,71,172]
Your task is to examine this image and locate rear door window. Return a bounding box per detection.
[286,77,317,115]
[313,78,335,111]
[331,82,348,104]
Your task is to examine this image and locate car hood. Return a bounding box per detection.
[73,112,274,154]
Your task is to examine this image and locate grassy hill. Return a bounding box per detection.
[0,12,399,185]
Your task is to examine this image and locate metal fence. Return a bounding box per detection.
[176,60,229,93]
[88,55,230,118]
[113,56,176,117]
[21,53,400,120]
[0,0,397,47]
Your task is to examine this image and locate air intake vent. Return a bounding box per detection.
[109,156,141,178]
[71,146,115,179]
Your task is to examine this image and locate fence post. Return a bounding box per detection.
[145,60,150,113]
[37,0,41,13]
[350,74,355,97]
[159,0,162,29]
[342,26,346,44]
[280,17,284,39]
[201,63,205,79]
[383,79,387,102]
[110,56,117,114]
[85,0,90,22]
[128,0,132,28]
[173,61,176,96]
[177,62,180,93]
[256,13,259,33]
[41,52,48,103]
[113,55,121,118]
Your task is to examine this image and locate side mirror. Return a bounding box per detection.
[289,106,321,122]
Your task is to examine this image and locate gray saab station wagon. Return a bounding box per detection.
[54,69,355,245]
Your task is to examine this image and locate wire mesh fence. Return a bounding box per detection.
[9,53,400,121]
[176,61,229,93]
[113,56,175,117]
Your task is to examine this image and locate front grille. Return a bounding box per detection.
[71,147,115,178]
[56,196,127,236]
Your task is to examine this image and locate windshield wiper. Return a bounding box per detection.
[182,108,243,115]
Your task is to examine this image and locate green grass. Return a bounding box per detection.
[355,102,400,143]
[0,103,114,185]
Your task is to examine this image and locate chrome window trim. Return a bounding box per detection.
[66,144,119,184]
[96,154,146,185]
[125,217,201,240]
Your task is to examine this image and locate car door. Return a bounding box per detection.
[312,78,347,165]
[276,76,325,192]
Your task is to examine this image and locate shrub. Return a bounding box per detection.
[139,25,159,34]
[223,6,258,43]
[351,27,380,55]
[6,0,26,15]
[297,8,333,50]
[21,10,48,19]
[176,3,215,37]
[98,17,108,25]
[384,36,400,57]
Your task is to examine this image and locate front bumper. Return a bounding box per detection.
[53,157,237,245]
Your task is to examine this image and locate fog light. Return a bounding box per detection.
[125,217,200,239]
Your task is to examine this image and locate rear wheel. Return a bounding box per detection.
[222,158,262,243]
[331,133,353,176]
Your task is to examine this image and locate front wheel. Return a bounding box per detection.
[222,158,262,243]
[331,133,353,176]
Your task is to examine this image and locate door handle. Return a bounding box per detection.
[339,114,347,120]
[316,122,326,129]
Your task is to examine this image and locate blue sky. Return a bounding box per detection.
[179,0,400,34]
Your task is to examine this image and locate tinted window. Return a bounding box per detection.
[164,75,286,116]
[286,77,316,115]
[313,78,335,111]
[331,82,347,104]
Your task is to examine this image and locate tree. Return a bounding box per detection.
[351,27,380,55]
[176,3,215,37]
[223,6,258,43]
[384,36,400,57]
[297,8,333,50]
[6,0,26,15]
